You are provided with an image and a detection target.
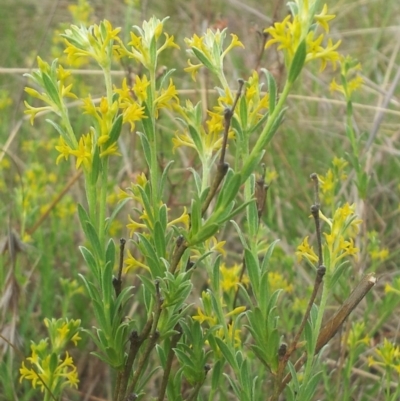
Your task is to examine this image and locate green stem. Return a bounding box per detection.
[148,67,159,213]
[103,66,113,105]
[301,274,331,393]
[98,157,109,248]
[200,156,212,195]
[85,177,97,226]
[241,80,292,182]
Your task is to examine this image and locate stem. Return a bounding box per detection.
[85,175,97,225]
[149,67,159,213]
[125,281,163,396]
[103,66,114,105]
[200,158,211,194]
[276,273,376,396]
[98,157,109,247]
[301,274,331,388]
[241,80,292,182]
[157,325,182,401]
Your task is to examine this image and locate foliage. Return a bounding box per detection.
[1,1,399,400]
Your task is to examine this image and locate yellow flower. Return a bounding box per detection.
[122,102,146,131]
[370,248,389,262]
[127,215,146,236]
[265,6,341,72]
[192,306,217,325]
[62,20,121,67]
[55,136,73,164]
[70,133,92,169]
[268,272,293,293]
[100,142,120,158]
[220,263,249,293]
[216,323,242,348]
[154,79,179,115]
[184,59,202,81]
[296,236,318,264]
[314,4,336,33]
[133,74,150,103]
[221,33,244,58]
[168,207,190,229]
[124,250,150,273]
[81,94,97,116]
[368,338,400,372]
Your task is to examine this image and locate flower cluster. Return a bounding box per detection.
[193,291,245,348]
[20,318,81,395]
[24,58,77,125]
[61,20,121,68]
[318,157,349,206]
[118,17,179,71]
[265,3,341,72]
[297,203,361,271]
[368,338,400,375]
[330,56,364,100]
[184,28,244,84]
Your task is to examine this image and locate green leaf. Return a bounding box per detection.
[79,246,98,277]
[77,203,91,228]
[187,168,202,195]
[330,261,348,288]
[136,185,154,225]
[101,263,114,308]
[113,286,134,313]
[211,256,221,293]
[49,352,58,373]
[287,361,300,393]
[260,239,280,272]
[90,144,101,186]
[138,234,164,277]
[188,124,204,155]
[78,274,101,303]
[301,371,323,401]
[259,271,270,316]
[159,160,174,197]
[105,198,131,234]
[154,221,166,257]
[244,248,260,298]
[356,171,369,199]
[241,150,265,184]
[288,38,306,83]
[45,119,69,143]
[191,47,215,71]
[42,72,61,108]
[246,177,258,237]
[140,101,155,141]
[229,220,249,249]
[159,68,176,91]
[189,223,219,246]
[220,200,252,223]
[215,337,239,372]
[104,114,123,148]
[239,358,252,400]
[262,68,277,114]
[248,111,269,135]
[215,172,241,211]
[211,359,223,391]
[137,131,152,170]
[232,116,244,144]
[149,34,157,69]
[239,96,248,129]
[84,221,103,262]
[105,238,116,273]
[190,198,201,236]
[156,344,167,368]
[159,203,168,232]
